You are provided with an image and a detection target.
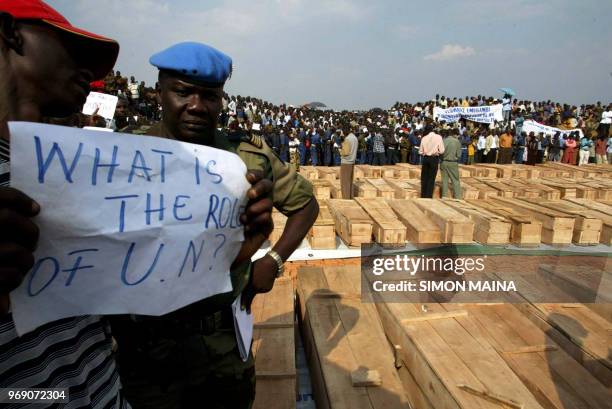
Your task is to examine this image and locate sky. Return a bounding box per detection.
[50,0,612,111]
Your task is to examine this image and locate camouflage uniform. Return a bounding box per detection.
[110,123,313,409]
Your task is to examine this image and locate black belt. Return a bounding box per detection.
[442,159,458,162]
[129,308,233,338]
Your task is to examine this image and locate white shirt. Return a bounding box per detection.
[491,135,499,149]
[477,136,486,150]
[600,111,612,124]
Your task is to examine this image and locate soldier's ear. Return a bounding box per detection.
[0,13,24,55]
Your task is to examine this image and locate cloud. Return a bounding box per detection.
[423,44,476,61]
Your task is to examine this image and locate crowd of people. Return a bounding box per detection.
[88,71,612,168]
[214,95,612,168]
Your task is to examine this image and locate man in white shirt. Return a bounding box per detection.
[476,134,486,163]
[600,104,612,139]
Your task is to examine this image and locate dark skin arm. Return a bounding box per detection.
[242,197,319,310]
[232,170,274,269]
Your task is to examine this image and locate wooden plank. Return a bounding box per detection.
[353,180,378,198]
[383,179,419,199]
[536,264,612,322]
[297,266,409,409]
[310,179,332,201]
[307,205,336,249]
[375,296,546,409]
[441,301,612,409]
[466,200,542,246]
[443,199,512,245]
[252,277,296,409]
[366,178,396,199]
[326,199,373,246]
[355,198,406,245]
[413,199,475,243]
[500,272,612,388]
[387,199,442,244]
[299,166,319,180]
[490,198,575,245]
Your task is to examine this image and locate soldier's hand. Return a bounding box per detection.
[241,255,278,313]
[0,187,41,312]
[231,170,273,269]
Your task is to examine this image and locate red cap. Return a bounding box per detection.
[0,0,119,80]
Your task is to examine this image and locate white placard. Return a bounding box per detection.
[521,120,584,139]
[8,122,250,335]
[82,92,119,120]
[433,104,504,124]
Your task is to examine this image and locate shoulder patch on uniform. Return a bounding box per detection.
[243,134,264,149]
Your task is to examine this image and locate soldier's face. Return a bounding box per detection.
[159,75,223,143]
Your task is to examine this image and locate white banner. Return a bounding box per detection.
[9,122,250,335]
[82,92,119,120]
[434,104,504,124]
[521,120,584,139]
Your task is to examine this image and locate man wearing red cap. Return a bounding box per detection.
[0,2,129,407]
[0,2,273,408]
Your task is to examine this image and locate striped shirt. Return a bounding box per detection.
[0,137,129,409]
[0,137,8,187]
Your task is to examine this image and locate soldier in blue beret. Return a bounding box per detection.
[110,42,318,409]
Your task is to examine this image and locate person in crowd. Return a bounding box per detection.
[109,42,318,409]
[459,131,471,164]
[579,133,593,166]
[340,126,358,199]
[549,132,562,162]
[409,128,421,164]
[385,129,399,165]
[358,128,368,164]
[498,129,513,164]
[476,132,486,163]
[372,129,386,165]
[595,134,608,164]
[526,133,539,166]
[279,127,289,162]
[322,126,332,166]
[310,127,320,166]
[419,125,444,198]
[467,136,476,164]
[298,128,307,165]
[562,134,577,164]
[502,93,512,124]
[127,75,139,104]
[440,131,462,199]
[599,104,611,139]
[363,128,372,164]
[289,130,301,170]
[332,129,342,165]
[399,131,410,163]
[537,133,547,163]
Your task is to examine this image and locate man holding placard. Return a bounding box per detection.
[0,1,129,407]
[0,2,275,408]
[110,42,318,409]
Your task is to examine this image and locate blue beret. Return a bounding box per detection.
[149,42,232,86]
